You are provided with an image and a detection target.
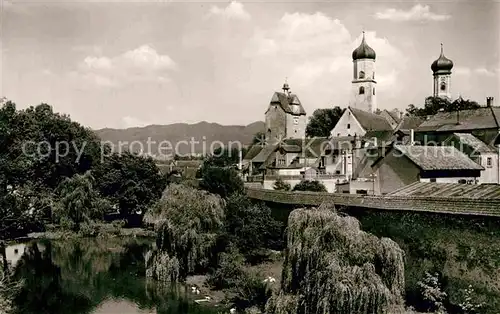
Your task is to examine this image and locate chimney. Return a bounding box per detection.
[487,97,494,107]
[410,129,415,146]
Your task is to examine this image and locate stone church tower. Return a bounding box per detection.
[350,32,377,113]
[264,81,307,143]
[431,44,454,99]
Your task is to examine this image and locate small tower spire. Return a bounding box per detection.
[282,77,290,95]
[440,43,444,56]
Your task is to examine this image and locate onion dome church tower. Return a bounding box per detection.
[350,31,377,113]
[431,44,454,99]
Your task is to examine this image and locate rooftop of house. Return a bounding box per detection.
[395,115,426,132]
[380,109,402,125]
[387,181,500,199]
[416,107,500,133]
[268,91,307,116]
[349,107,394,131]
[391,144,484,171]
[443,133,498,154]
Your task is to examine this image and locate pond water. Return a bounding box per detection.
[6,238,220,314]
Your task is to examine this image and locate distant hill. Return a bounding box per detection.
[95,121,264,158]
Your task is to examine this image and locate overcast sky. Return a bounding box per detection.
[1,0,499,129]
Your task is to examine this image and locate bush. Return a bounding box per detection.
[229,271,273,312]
[223,194,284,262]
[199,166,244,198]
[417,272,447,313]
[207,247,246,290]
[292,180,327,192]
[273,178,291,191]
[458,285,485,314]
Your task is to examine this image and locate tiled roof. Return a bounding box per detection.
[269,92,306,116]
[387,181,500,199]
[416,107,500,132]
[393,145,484,171]
[243,145,264,160]
[387,110,402,124]
[443,133,497,154]
[252,144,278,163]
[364,130,395,143]
[395,115,426,132]
[349,107,394,131]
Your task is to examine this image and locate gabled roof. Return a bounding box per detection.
[349,107,394,132]
[268,92,306,116]
[443,133,497,154]
[395,115,426,133]
[387,182,500,199]
[390,145,484,171]
[243,145,264,161]
[416,107,500,133]
[252,144,278,163]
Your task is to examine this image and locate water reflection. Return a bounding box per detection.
[7,238,219,314]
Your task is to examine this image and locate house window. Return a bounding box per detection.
[359,71,365,79]
[337,133,340,136]
[430,178,436,182]
[458,179,467,184]
[347,123,351,129]
[487,157,493,168]
[359,86,365,95]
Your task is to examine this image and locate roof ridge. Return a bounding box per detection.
[490,105,500,128]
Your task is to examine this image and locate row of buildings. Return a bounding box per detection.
[243,33,499,195]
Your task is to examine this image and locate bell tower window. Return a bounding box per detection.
[359,86,365,95]
[359,71,365,79]
[373,88,375,95]
[440,83,446,91]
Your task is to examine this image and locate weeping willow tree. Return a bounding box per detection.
[144,184,225,283]
[266,205,406,314]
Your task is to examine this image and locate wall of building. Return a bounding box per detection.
[419,177,477,184]
[262,178,337,193]
[374,152,421,195]
[349,179,376,195]
[478,152,500,184]
[351,59,377,113]
[433,73,451,99]
[330,109,366,138]
[285,113,307,139]
[5,243,26,268]
[265,104,287,142]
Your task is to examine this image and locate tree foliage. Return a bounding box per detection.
[252,131,266,145]
[0,100,166,237]
[273,178,291,191]
[92,152,166,216]
[223,194,284,261]
[292,180,327,192]
[406,96,481,117]
[144,184,225,282]
[53,172,112,231]
[306,107,345,138]
[266,206,406,314]
[199,166,244,198]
